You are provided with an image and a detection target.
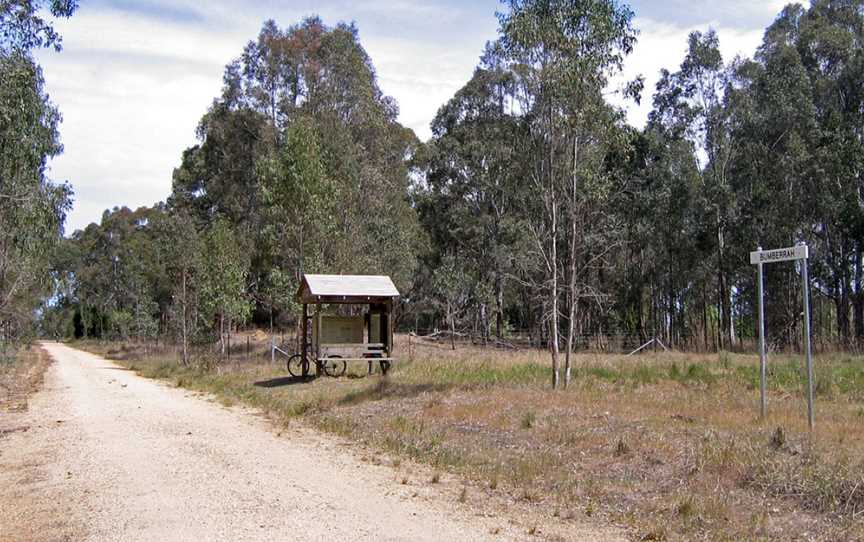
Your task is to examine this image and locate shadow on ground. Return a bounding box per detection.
[338,380,449,405]
[254,376,316,388]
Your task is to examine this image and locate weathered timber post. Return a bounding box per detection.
[301,303,308,377]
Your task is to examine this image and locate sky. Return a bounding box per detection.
[36,0,797,233]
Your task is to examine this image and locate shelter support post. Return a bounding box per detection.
[315,302,322,377]
[365,312,373,375]
[387,300,394,359]
[301,303,308,377]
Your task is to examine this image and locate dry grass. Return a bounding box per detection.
[0,345,51,413]
[78,335,864,541]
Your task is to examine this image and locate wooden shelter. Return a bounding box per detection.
[295,274,399,376]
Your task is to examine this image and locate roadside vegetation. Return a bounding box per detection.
[0,346,52,413]
[80,335,864,541]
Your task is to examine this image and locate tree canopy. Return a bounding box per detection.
[35,1,864,373]
[0,0,75,346]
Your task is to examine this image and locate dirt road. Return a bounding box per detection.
[0,343,621,541]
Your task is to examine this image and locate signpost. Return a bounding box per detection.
[749,243,814,430]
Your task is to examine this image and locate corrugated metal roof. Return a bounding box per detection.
[298,274,400,301]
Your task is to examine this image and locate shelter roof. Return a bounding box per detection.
[296,274,400,304]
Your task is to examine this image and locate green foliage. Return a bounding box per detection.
[0,51,71,343]
[0,0,77,53]
[47,206,170,340]
[417,53,527,338]
[200,218,251,333]
[154,210,202,360]
[421,0,641,378]
[170,17,422,327]
[258,115,336,288]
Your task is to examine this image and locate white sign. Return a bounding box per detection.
[750,245,808,265]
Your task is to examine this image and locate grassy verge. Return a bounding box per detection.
[0,344,51,413]
[79,337,864,541]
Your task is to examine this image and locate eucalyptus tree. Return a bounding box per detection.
[793,0,864,343]
[257,116,335,306]
[172,17,422,330]
[497,0,639,387]
[0,0,77,53]
[0,52,71,343]
[0,0,76,344]
[609,124,704,348]
[722,1,864,345]
[720,8,818,346]
[58,207,166,340]
[153,210,202,365]
[200,219,251,358]
[649,30,744,349]
[423,44,526,340]
[430,253,472,349]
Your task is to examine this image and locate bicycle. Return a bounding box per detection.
[320,355,347,377]
[286,342,311,378]
[287,345,347,378]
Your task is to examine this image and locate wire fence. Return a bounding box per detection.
[395,327,863,355]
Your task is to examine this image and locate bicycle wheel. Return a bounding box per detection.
[322,355,347,377]
[287,354,309,377]
[379,360,392,375]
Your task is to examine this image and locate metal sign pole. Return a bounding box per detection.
[751,243,814,428]
[757,246,767,419]
[800,242,814,430]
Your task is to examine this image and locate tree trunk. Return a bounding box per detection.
[449,303,456,351]
[219,312,225,358]
[480,303,488,347]
[549,262,561,389]
[717,216,728,351]
[702,285,709,352]
[728,286,736,349]
[667,269,675,348]
[838,240,851,344]
[495,271,504,339]
[549,124,560,390]
[564,136,579,388]
[181,268,188,366]
[853,242,863,342]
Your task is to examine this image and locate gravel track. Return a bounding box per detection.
[0,343,621,541]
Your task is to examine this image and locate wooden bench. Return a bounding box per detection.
[317,343,394,374]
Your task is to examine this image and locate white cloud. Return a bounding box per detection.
[38,8,247,232]
[365,34,495,139]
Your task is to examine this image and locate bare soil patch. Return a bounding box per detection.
[0,344,83,541]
